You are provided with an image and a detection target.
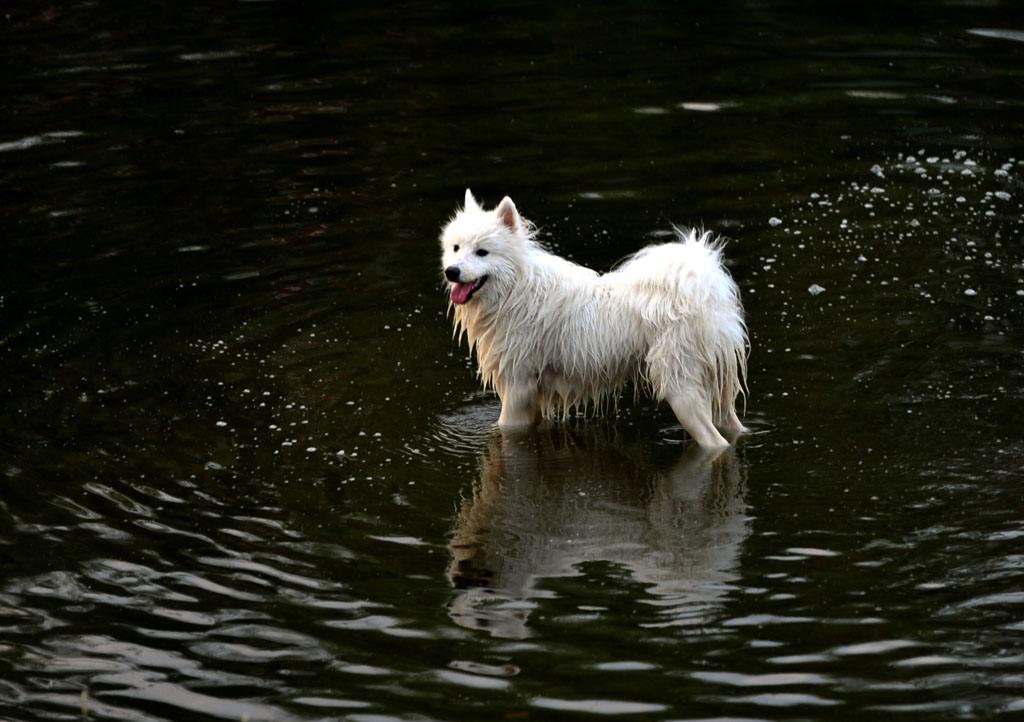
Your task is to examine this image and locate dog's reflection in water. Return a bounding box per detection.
[447,428,749,639]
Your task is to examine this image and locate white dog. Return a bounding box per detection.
[440,190,748,450]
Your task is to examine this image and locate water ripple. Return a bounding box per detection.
[411,397,501,460]
[531,696,668,715]
[693,671,832,687]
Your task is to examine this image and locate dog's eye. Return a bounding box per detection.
[453,244,460,253]
[475,249,489,257]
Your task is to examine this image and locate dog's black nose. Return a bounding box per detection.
[444,266,461,282]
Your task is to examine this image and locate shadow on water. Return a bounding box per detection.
[446,426,749,639]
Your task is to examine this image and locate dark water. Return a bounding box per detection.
[3,1,1024,720]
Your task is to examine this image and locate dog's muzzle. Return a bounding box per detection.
[447,269,488,305]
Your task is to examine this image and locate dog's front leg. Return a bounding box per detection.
[497,382,541,427]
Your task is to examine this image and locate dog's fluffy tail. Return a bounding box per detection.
[614,229,748,423]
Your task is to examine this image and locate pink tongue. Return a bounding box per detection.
[451,282,474,305]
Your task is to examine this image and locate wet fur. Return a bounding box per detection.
[440,190,748,450]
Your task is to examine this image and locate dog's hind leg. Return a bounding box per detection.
[716,405,747,443]
[666,389,730,451]
[647,343,730,450]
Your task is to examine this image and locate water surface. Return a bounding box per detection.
[2,2,1023,720]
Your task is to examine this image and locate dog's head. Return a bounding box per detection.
[440,189,529,306]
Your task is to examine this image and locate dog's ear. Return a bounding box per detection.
[464,188,479,210]
[495,196,519,232]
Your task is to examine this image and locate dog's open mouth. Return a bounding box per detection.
[450,276,488,305]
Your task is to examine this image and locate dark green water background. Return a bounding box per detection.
[2,2,1023,720]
